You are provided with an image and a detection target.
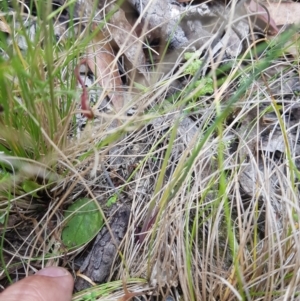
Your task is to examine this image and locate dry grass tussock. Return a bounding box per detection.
[1,0,300,300]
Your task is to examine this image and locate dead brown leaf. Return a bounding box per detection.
[0,17,11,34]
[265,2,300,27]
[86,29,124,113]
[103,8,147,78]
[263,2,300,56]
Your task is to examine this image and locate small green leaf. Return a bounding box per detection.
[184,59,202,76]
[184,52,194,61]
[62,198,103,249]
[184,51,201,61]
[293,213,299,222]
[184,52,203,76]
[22,180,42,197]
[194,78,214,97]
[0,172,10,183]
[106,195,117,207]
[0,212,6,224]
[133,81,147,92]
[261,104,283,115]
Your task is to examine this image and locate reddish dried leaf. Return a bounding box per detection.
[117,281,141,301]
[74,59,94,119]
[247,0,279,35]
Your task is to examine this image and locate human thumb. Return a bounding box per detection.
[0,267,74,301]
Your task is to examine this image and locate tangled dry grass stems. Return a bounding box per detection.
[1,0,300,300]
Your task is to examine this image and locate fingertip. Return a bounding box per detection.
[36,266,71,277]
[0,267,74,301]
[36,267,74,297]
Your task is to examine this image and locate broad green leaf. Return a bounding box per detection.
[62,198,103,249]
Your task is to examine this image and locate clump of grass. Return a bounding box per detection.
[0,0,99,282]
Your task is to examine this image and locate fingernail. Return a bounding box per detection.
[36,267,69,277]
